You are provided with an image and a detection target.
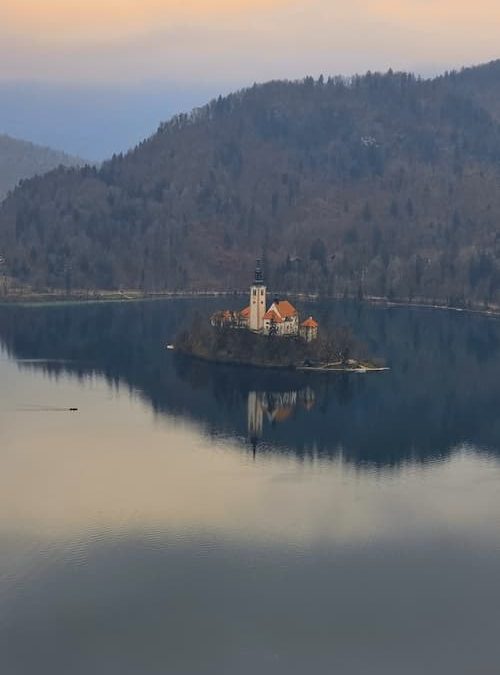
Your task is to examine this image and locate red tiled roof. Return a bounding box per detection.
[264,308,283,323]
[301,316,318,328]
[240,306,250,317]
[274,300,297,318]
[274,407,293,422]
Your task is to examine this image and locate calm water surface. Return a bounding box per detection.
[1,299,500,674]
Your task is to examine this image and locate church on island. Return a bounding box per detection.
[212,261,319,341]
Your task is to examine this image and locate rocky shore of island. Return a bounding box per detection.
[173,315,387,374]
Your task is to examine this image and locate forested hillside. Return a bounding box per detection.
[2,61,500,307]
[0,134,84,202]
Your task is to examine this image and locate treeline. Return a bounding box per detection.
[2,62,500,306]
[176,315,364,368]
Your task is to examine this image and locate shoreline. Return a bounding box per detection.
[2,288,500,321]
[0,289,242,306]
[284,292,500,321]
[174,348,387,374]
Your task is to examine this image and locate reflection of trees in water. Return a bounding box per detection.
[1,299,500,467]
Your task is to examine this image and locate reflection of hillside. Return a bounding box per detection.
[1,299,500,466]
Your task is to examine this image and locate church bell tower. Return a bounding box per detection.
[249,259,266,332]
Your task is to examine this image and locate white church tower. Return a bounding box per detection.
[249,259,267,332]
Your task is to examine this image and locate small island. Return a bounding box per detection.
[174,261,387,373]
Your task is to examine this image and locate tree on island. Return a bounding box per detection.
[175,314,366,369]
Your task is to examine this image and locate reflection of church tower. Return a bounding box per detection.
[299,386,316,411]
[249,259,267,332]
[247,390,263,447]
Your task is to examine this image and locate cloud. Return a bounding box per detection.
[1,0,499,84]
[3,0,293,41]
[369,0,500,24]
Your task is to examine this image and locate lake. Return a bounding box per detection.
[1,298,500,674]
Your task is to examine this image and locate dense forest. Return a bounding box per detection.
[0,134,83,202]
[2,61,500,307]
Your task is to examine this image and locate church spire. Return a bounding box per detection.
[254,259,264,286]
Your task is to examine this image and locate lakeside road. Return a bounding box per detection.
[2,289,500,322]
[0,289,243,306]
[298,365,390,373]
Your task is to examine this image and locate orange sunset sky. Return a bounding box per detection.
[1,0,499,82]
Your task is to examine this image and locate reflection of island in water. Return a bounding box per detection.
[247,388,316,451]
[1,298,500,466]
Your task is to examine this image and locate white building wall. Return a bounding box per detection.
[263,315,299,336]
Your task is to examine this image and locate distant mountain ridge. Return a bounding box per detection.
[2,60,500,308]
[0,134,84,201]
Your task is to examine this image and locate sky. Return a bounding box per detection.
[1,1,499,158]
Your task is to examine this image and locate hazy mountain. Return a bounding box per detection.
[2,61,500,308]
[0,82,227,161]
[0,134,84,201]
